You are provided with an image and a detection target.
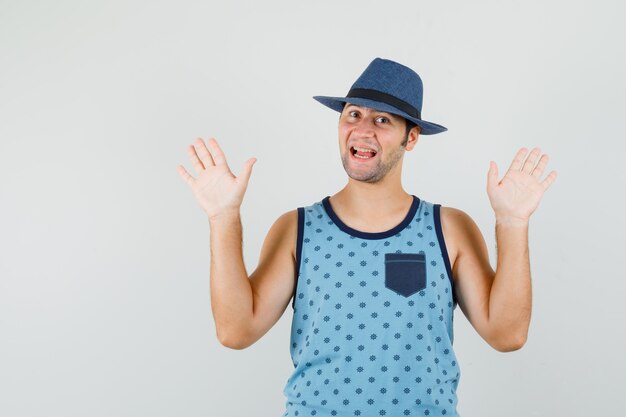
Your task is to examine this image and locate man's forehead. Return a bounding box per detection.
[343,103,400,117]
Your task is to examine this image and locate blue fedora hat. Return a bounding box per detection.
[313,57,447,135]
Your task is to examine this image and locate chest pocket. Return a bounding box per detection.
[384,253,427,297]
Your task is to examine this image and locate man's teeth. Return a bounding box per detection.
[353,146,376,153]
[351,146,377,159]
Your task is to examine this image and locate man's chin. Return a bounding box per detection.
[345,170,383,183]
[341,157,385,183]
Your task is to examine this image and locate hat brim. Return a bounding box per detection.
[313,95,447,135]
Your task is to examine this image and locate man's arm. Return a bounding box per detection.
[442,208,530,352]
[208,211,254,348]
[177,138,297,350]
[442,147,556,353]
[209,210,297,350]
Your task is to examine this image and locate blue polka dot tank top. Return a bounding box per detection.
[282,195,461,417]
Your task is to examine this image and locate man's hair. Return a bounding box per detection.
[401,119,418,147]
[405,119,417,136]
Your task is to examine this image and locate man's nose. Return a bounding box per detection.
[353,117,376,134]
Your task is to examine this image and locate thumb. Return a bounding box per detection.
[238,157,257,187]
[487,160,499,191]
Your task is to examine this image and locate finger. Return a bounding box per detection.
[195,137,216,168]
[206,138,230,169]
[522,147,541,174]
[187,144,206,173]
[238,157,257,188]
[541,170,557,191]
[487,160,499,191]
[531,154,549,179]
[506,147,528,173]
[176,164,196,186]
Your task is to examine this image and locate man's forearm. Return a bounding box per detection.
[488,218,532,348]
[208,212,254,346]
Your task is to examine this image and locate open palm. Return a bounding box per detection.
[177,137,257,220]
[487,147,557,222]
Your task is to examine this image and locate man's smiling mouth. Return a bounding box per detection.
[351,146,377,159]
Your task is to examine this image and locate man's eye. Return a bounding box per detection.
[349,111,358,117]
[377,117,389,123]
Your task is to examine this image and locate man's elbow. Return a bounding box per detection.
[492,333,527,352]
[217,329,252,350]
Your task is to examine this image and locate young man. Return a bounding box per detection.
[176,58,557,417]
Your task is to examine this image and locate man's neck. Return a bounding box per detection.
[328,182,414,232]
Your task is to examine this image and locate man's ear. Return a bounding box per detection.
[406,126,420,151]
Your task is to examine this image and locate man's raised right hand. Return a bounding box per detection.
[176,137,257,221]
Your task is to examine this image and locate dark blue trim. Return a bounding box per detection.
[321,195,420,240]
[292,207,305,310]
[433,204,457,307]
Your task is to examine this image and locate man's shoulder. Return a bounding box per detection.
[440,205,470,221]
[272,198,326,230]
[261,209,300,260]
[439,205,479,234]
[273,208,299,231]
[438,205,485,257]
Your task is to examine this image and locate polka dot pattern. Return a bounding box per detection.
[283,197,461,417]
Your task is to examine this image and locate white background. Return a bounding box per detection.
[1,1,624,416]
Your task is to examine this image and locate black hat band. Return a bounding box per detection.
[346,88,421,120]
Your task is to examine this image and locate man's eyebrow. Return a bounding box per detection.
[345,104,397,117]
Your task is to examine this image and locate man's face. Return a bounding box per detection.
[338,103,419,183]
